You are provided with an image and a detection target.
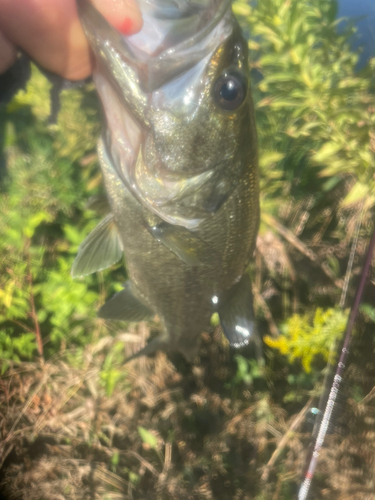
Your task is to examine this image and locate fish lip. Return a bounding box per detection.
[131,0,233,57]
[142,1,215,21]
[123,0,233,92]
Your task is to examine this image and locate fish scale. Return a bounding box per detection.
[74,0,260,360]
[100,140,258,359]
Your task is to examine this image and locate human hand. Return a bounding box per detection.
[0,0,142,79]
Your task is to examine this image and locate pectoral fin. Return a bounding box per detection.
[148,222,210,267]
[71,214,123,278]
[218,273,262,357]
[98,282,154,322]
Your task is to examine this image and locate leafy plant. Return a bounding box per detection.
[360,303,375,323]
[264,307,349,372]
[0,65,109,359]
[100,341,128,396]
[232,355,264,385]
[137,426,159,450]
[233,0,375,224]
[137,426,164,465]
[0,329,36,373]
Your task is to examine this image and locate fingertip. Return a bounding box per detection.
[92,0,143,36]
[115,17,135,36]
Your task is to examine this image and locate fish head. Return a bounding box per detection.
[78,0,257,228]
[144,19,254,220]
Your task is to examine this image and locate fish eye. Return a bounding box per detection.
[213,71,247,111]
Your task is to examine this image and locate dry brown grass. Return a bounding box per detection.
[1,316,374,500]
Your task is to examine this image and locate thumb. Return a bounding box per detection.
[0,0,142,79]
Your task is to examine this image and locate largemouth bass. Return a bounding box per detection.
[74,0,260,361]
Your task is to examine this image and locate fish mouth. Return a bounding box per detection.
[138,1,217,20]
[78,0,233,93]
[130,0,233,93]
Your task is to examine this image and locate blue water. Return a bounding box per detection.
[337,0,375,68]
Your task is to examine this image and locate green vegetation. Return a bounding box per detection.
[0,66,121,361]
[264,307,349,372]
[234,0,375,212]
[1,0,374,499]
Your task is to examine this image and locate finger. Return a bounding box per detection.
[0,0,142,80]
[0,29,17,73]
[93,0,142,36]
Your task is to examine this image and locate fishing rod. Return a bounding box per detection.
[298,219,375,500]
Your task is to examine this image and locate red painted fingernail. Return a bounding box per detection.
[116,17,134,35]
